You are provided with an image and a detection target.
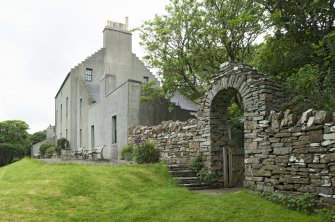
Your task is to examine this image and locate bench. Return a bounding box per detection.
[91,145,105,161]
[82,149,93,160]
[32,153,41,159]
[73,148,84,160]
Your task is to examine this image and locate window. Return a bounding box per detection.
[91,125,95,148]
[60,104,62,122]
[56,110,58,126]
[86,68,93,81]
[66,129,68,139]
[79,98,82,119]
[79,129,82,147]
[112,115,117,144]
[143,76,149,83]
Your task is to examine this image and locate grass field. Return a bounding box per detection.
[0,159,325,221]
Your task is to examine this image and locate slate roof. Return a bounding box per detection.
[170,91,197,111]
[85,83,100,103]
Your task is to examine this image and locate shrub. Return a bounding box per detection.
[39,142,54,157]
[197,167,216,184]
[57,138,70,150]
[55,145,62,156]
[45,146,56,158]
[121,144,134,161]
[134,135,142,146]
[133,140,159,164]
[187,156,216,184]
[262,192,317,214]
[187,156,203,173]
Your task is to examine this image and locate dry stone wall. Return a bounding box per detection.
[245,109,335,204]
[128,119,201,165]
[128,62,335,204]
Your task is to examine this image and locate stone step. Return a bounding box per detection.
[167,164,215,190]
[175,176,200,184]
[168,165,188,171]
[180,183,213,190]
[169,170,196,177]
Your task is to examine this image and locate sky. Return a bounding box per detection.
[0,0,168,133]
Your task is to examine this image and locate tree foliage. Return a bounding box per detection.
[140,80,166,103]
[138,0,334,111]
[30,130,46,145]
[0,120,31,166]
[253,0,335,112]
[137,0,265,100]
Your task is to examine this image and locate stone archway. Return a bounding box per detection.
[210,87,245,187]
[197,62,283,188]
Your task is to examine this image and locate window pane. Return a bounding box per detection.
[86,68,93,81]
[112,116,117,144]
[91,125,95,148]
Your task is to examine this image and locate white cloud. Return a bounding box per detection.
[0,0,168,133]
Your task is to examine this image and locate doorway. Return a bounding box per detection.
[210,87,245,188]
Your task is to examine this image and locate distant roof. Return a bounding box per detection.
[170,91,197,111]
[85,83,100,103]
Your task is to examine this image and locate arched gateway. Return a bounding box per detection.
[197,62,283,188]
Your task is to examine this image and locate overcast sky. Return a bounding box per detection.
[0,0,168,133]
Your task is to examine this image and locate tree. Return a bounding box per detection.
[0,120,31,166]
[30,130,46,145]
[137,0,265,100]
[204,0,265,62]
[140,80,165,103]
[252,0,335,112]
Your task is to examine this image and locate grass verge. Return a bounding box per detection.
[0,159,326,221]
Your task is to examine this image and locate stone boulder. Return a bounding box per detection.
[313,111,331,125]
[269,111,281,129]
[300,109,314,124]
[281,109,297,127]
[307,117,315,127]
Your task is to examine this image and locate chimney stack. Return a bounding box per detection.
[125,17,129,30]
[103,18,132,53]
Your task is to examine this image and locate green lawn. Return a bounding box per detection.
[0,159,324,222]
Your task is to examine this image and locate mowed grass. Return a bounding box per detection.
[0,159,324,222]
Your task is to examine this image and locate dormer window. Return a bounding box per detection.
[143,76,149,83]
[86,68,93,81]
